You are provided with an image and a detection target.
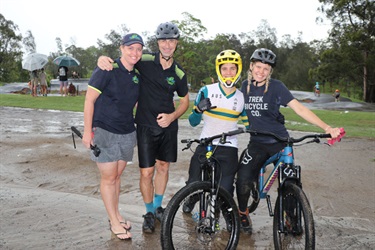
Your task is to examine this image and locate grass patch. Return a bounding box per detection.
[0,94,85,112]
[1,93,374,138]
[280,108,375,138]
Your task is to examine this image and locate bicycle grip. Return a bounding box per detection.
[71,126,82,139]
[327,127,346,145]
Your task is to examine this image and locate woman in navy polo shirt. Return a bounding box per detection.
[82,33,144,240]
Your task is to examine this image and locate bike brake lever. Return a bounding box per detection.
[182,142,192,151]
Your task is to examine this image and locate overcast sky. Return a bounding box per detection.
[1,0,331,56]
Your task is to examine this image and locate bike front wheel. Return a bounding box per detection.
[161,181,240,250]
[273,182,315,249]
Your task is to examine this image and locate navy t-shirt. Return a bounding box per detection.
[241,79,295,143]
[134,53,189,130]
[89,58,140,134]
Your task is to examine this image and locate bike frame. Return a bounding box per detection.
[256,142,303,234]
[259,144,298,200]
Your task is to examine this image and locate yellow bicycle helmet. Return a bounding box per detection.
[215,50,242,88]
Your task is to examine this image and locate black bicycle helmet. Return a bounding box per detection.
[250,48,276,67]
[155,22,180,40]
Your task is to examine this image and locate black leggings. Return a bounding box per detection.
[236,141,285,212]
[187,145,238,196]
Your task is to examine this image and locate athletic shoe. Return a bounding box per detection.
[182,194,199,213]
[155,206,165,222]
[142,212,155,233]
[239,209,252,234]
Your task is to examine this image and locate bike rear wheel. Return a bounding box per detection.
[273,182,315,249]
[161,181,240,250]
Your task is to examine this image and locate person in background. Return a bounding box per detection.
[314,81,320,97]
[182,50,249,222]
[58,66,68,96]
[236,48,342,234]
[97,22,189,234]
[72,71,79,79]
[30,69,39,97]
[82,33,144,240]
[39,68,48,96]
[333,89,340,102]
[68,82,76,96]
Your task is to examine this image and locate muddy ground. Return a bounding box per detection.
[0,105,374,249]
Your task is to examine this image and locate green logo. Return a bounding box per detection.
[133,75,139,84]
[166,77,175,86]
[130,34,141,41]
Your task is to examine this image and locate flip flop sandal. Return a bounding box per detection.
[110,227,132,240]
[120,221,132,230]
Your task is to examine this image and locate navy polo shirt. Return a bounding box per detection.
[89,58,140,134]
[134,52,189,130]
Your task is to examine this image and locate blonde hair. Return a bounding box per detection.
[246,62,273,94]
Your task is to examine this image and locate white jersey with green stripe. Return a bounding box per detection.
[189,83,249,148]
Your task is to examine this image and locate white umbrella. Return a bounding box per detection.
[22,53,48,71]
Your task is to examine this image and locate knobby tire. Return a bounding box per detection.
[161,181,240,250]
[273,182,315,249]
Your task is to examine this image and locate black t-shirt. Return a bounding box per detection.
[241,79,295,143]
[89,58,140,134]
[134,53,189,130]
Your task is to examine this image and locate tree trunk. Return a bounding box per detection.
[363,50,367,101]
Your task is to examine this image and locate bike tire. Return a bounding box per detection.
[161,181,240,250]
[273,182,315,249]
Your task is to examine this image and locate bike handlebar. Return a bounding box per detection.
[245,129,331,143]
[181,127,345,149]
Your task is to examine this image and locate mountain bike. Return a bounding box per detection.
[241,128,345,249]
[160,129,245,250]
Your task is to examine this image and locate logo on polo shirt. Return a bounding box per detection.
[132,75,139,84]
[166,77,175,86]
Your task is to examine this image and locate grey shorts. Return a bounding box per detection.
[90,127,136,163]
[60,81,68,87]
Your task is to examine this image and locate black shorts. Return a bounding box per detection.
[137,125,177,168]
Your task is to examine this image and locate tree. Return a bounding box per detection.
[96,25,130,60]
[0,14,24,83]
[173,13,209,88]
[22,30,36,54]
[318,0,375,102]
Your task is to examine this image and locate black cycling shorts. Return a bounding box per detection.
[137,125,177,168]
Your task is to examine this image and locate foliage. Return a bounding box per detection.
[0,14,23,83]
[1,6,374,102]
[22,30,36,54]
[316,0,375,102]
